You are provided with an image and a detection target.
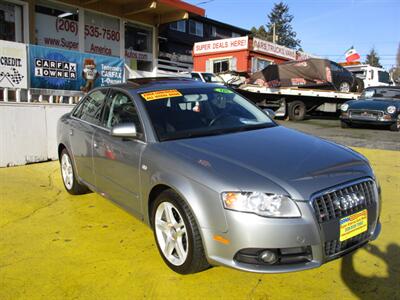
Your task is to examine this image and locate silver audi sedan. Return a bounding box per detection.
[57,78,381,274]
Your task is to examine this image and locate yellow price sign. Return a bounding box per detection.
[339,209,368,242]
[141,89,182,101]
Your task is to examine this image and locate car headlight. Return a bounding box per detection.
[341,104,349,112]
[387,106,396,114]
[222,192,301,218]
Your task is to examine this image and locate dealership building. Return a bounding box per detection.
[193,36,315,74]
[0,0,205,101]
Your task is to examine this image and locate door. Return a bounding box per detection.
[69,89,108,186]
[93,90,146,215]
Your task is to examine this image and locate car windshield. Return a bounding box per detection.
[139,86,275,141]
[361,88,400,100]
[202,73,225,84]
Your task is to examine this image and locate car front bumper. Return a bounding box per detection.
[201,182,381,273]
[341,112,396,125]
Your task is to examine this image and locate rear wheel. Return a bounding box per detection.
[389,115,400,132]
[353,78,364,93]
[151,190,210,274]
[60,149,89,195]
[339,81,351,93]
[288,100,306,121]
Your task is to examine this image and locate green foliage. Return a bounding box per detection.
[251,2,301,49]
[364,48,382,68]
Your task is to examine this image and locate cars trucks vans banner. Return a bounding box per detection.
[0,40,28,89]
[29,45,124,91]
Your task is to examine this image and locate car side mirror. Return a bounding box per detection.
[263,108,276,119]
[110,123,137,138]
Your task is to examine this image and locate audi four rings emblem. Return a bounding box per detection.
[333,193,365,210]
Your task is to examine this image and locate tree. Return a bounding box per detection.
[364,48,382,68]
[391,43,400,84]
[250,25,268,39]
[266,2,301,49]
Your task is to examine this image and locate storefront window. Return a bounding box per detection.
[252,58,271,72]
[35,1,79,51]
[213,59,229,73]
[125,23,153,71]
[84,11,120,57]
[0,0,23,42]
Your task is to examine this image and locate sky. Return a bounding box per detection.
[186,0,400,69]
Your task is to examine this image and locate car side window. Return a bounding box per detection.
[330,62,342,72]
[103,91,144,139]
[191,73,202,81]
[73,89,108,125]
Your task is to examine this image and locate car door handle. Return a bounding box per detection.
[93,141,98,148]
[69,129,73,136]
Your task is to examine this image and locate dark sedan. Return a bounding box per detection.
[340,86,400,131]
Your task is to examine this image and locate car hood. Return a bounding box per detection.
[349,99,399,110]
[160,126,373,201]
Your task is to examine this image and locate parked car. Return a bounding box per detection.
[191,71,226,85]
[340,86,400,131]
[57,78,381,274]
[247,58,356,92]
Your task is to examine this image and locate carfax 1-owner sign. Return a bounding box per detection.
[0,40,28,89]
[29,45,124,91]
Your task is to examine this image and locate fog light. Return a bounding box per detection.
[260,250,278,264]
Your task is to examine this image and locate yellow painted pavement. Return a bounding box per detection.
[0,147,399,300]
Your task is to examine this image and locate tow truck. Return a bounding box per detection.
[340,62,392,92]
[236,84,360,121]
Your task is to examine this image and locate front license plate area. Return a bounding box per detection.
[339,209,368,242]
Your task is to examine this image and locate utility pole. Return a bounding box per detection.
[272,23,276,43]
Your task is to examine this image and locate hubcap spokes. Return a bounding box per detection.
[61,154,73,190]
[155,202,188,266]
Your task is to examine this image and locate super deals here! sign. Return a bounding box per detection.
[0,40,28,89]
[193,37,249,55]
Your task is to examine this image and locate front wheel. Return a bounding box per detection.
[151,190,210,274]
[341,120,351,128]
[389,115,400,132]
[60,149,89,195]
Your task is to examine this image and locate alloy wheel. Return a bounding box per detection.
[154,202,188,266]
[61,153,74,190]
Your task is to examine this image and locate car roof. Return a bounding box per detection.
[110,77,220,92]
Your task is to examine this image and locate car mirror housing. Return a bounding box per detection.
[263,108,276,119]
[110,123,137,138]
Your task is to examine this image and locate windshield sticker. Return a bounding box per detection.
[141,89,182,101]
[214,88,234,94]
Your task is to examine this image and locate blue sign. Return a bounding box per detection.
[29,45,124,91]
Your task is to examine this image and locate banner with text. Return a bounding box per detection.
[35,12,79,51]
[193,36,249,55]
[0,40,28,89]
[84,11,120,57]
[29,45,124,91]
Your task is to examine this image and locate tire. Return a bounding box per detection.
[341,120,351,128]
[151,190,210,274]
[60,148,90,195]
[288,100,306,121]
[389,115,400,132]
[339,81,351,93]
[353,78,364,93]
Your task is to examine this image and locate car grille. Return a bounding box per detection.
[312,179,377,257]
[312,179,376,223]
[325,231,370,257]
[349,109,383,120]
